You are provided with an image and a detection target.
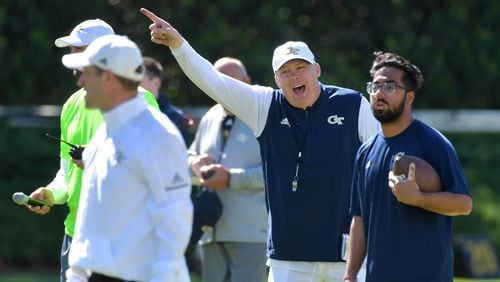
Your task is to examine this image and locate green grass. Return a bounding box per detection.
[454,279,500,282]
[0,272,201,282]
[0,272,57,282]
[0,272,498,282]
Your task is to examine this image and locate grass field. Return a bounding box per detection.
[0,272,498,282]
[0,272,201,282]
[454,279,500,282]
[0,272,56,282]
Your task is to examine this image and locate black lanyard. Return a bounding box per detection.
[283,105,313,192]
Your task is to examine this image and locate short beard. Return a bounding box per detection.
[372,92,407,123]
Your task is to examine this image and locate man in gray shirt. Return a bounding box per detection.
[189,57,267,282]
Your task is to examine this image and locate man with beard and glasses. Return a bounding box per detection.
[343,51,473,282]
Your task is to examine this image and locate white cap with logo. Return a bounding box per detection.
[55,19,115,48]
[61,35,144,82]
[272,41,316,73]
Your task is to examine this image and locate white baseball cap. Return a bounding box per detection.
[61,35,144,82]
[272,41,316,73]
[55,19,114,48]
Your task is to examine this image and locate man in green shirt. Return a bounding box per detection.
[25,19,158,282]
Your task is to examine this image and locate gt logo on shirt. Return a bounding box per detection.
[327,115,344,125]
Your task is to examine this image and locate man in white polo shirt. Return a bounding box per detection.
[25,19,160,282]
[62,34,193,282]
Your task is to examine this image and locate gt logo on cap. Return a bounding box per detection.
[286,47,300,55]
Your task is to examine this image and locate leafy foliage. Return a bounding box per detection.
[0,0,498,108]
[0,0,498,270]
[448,132,500,253]
[0,120,65,265]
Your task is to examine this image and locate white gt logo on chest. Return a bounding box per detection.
[327,115,345,125]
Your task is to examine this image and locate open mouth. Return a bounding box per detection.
[293,85,306,95]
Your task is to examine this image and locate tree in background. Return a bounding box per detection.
[0,0,498,108]
[0,0,499,270]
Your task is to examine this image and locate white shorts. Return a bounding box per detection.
[267,259,366,282]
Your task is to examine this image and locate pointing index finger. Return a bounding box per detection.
[140,8,162,25]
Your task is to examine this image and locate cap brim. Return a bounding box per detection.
[55,35,86,48]
[274,56,315,72]
[61,52,91,70]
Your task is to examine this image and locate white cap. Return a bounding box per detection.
[272,41,316,73]
[54,19,114,48]
[61,35,144,82]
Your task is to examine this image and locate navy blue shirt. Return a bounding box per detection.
[258,85,363,261]
[351,119,471,282]
[156,93,190,144]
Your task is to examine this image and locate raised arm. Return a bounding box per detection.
[140,8,184,49]
[140,8,273,136]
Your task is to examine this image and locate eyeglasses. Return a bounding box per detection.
[366,81,408,96]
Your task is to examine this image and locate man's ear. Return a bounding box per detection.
[407,90,415,105]
[314,63,321,78]
[274,74,281,88]
[243,75,251,84]
[103,70,113,82]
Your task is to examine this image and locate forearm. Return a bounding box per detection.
[345,216,366,281]
[229,164,265,190]
[150,193,192,281]
[46,157,69,204]
[415,191,473,216]
[143,138,193,280]
[171,41,272,133]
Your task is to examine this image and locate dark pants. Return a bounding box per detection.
[89,273,136,282]
[60,233,72,282]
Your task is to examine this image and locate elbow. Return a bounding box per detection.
[460,196,473,216]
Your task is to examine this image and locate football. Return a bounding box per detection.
[392,154,442,192]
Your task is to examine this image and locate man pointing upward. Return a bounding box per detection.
[141,8,378,281]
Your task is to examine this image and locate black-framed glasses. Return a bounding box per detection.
[366,81,408,96]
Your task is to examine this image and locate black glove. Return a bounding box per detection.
[69,146,85,160]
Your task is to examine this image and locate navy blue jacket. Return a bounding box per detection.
[157,93,190,144]
[258,85,362,261]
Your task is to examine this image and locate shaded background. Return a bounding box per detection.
[1,0,498,108]
[0,0,499,277]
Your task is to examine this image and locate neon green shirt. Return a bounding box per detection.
[55,87,158,237]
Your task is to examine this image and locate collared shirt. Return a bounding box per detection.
[68,95,192,282]
[47,87,159,237]
[188,104,267,243]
